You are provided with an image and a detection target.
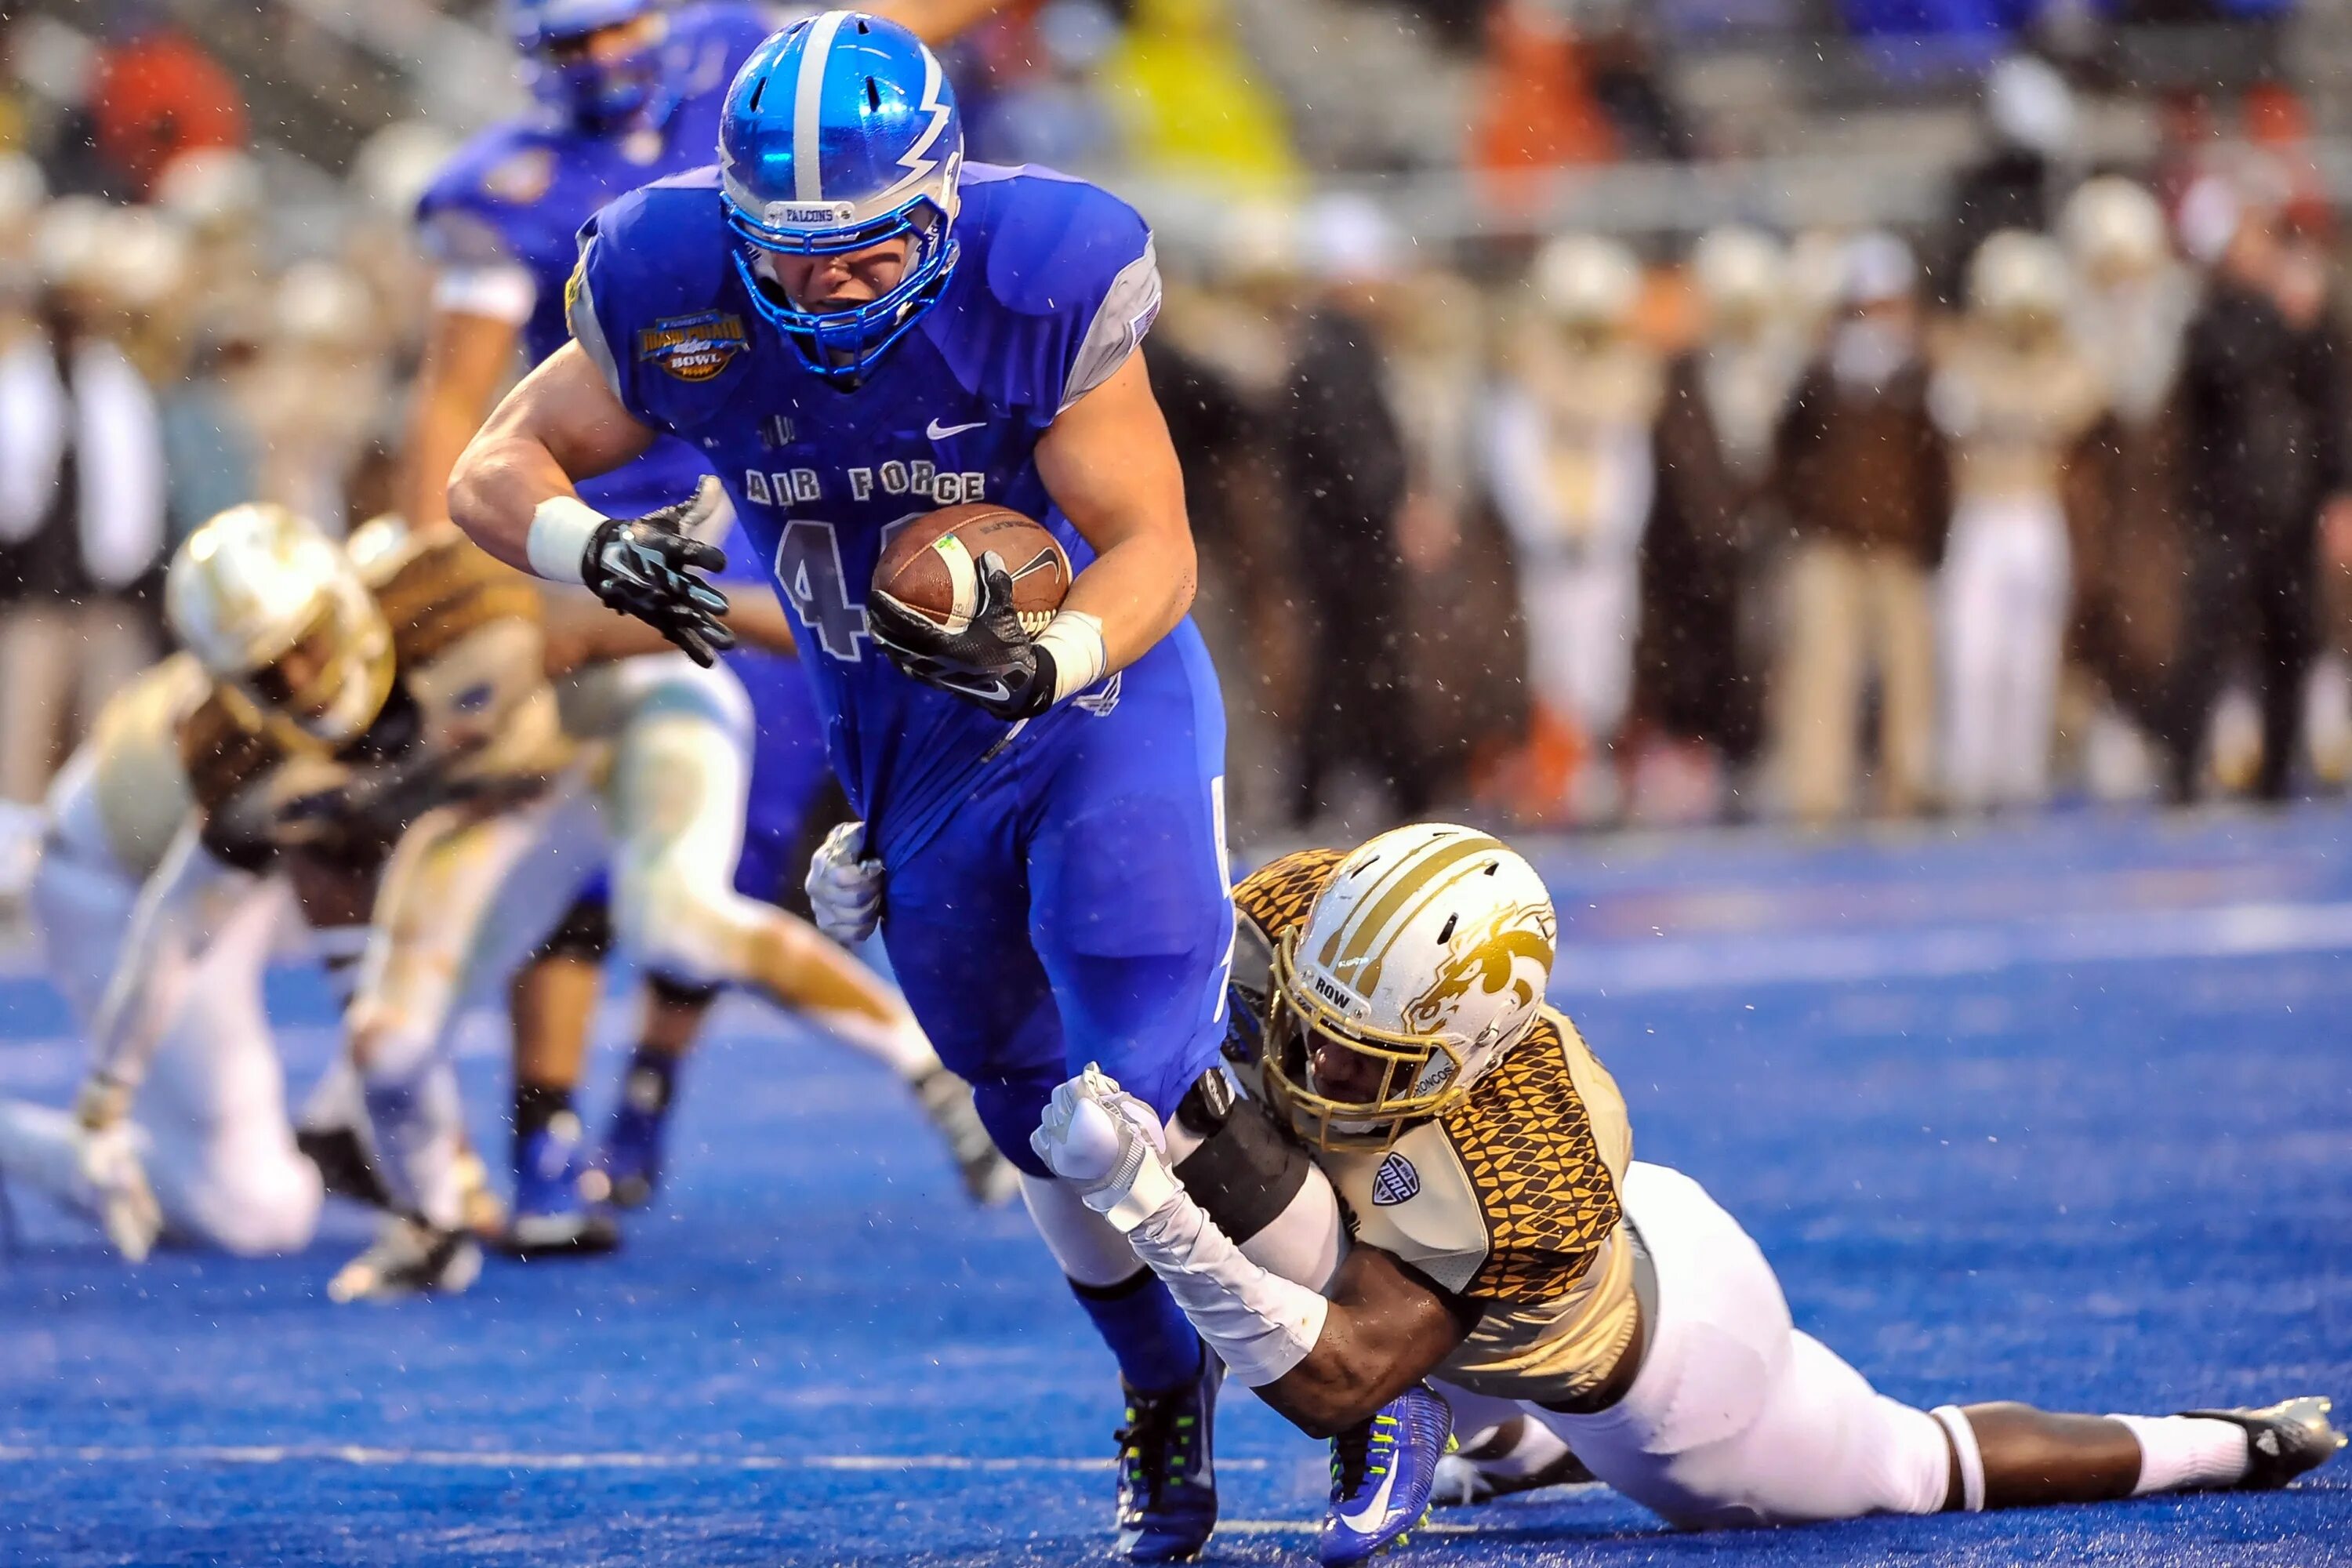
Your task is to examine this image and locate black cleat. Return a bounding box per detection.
[296,1123,396,1210]
[2176,1397,2346,1490]
[328,1217,483,1302]
[1114,1350,1221,1561]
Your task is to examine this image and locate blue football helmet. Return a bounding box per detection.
[717,11,964,383]
[513,0,671,133]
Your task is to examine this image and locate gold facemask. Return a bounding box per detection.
[1259,927,1473,1152]
[223,596,394,749]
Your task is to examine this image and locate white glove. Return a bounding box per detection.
[1031,1064,1182,1232]
[78,1118,162,1263]
[805,820,884,945]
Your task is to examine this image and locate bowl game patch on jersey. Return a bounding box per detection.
[637,311,749,383]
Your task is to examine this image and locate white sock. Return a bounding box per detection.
[1466,1416,1575,1480]
[2110,1414,2251,1495]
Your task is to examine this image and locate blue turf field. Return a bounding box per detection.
[2,805,2348,1566]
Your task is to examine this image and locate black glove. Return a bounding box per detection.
[579,491,735,668]
[867,550,1057,721]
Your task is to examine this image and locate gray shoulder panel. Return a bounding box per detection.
[1059,239,1163,412]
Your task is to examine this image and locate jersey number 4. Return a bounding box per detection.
[773,514,931,662]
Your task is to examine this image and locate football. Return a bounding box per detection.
[872,503,1072,636]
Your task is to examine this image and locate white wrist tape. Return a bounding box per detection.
[1035,609,1109,703]
[1124,1186,1330,1387]
[526,495,608,584]
[1086,1136,1184,1232]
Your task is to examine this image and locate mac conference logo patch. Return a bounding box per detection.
[1370,1152,1420,1207]
[638,311,748,383]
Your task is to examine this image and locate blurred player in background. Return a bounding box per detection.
[4,503,564,1280]
[1036,825,2345,1560]
[0,500,999,1292]
[443,15,1374,1555]
[1631,225,1802,822]
[1485,234,1661,826]
[0,651,350,1259]
[405,0,1001,1234]
[1930,230,2104,812]
[1769,234,1947,824]
[2061,175,2198,798]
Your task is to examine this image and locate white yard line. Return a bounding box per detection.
[0,1442,1268,1474]
[1553,899,2352,996]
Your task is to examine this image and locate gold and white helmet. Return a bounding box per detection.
[1968,229,2071,336]
[2060,176,2168,285]
[1691,224,1785,332]
[1532,234,1642,337]
[167,503,394,747]
[1265,824,1558,1149]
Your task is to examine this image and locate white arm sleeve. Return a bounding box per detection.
[87,818,245,1090]
[1124,1186,1331,1388]
[430,263,538,327]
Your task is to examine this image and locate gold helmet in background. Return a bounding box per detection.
[167,504,394,747]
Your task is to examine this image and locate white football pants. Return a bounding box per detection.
[7,750,321,1254]
[354,655,936,1229]
[1529,1163,1955,1529]
[1518,555,1642,747]
[1938,497,2071,811]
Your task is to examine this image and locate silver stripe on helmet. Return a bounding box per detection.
[792,10,849,202]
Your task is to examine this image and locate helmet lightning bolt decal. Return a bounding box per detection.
[877,49,951,204]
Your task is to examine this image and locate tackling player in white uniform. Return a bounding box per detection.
[1036,826,2343,1563]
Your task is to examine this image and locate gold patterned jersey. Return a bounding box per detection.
[180,524,572,869]
[1229,850,1639,1403]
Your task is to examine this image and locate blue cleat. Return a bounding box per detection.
[502,1112,619,1258]
[1114,1350,1221,1562]
[597,1069,672,1210]
[1320,1384,1453,1566]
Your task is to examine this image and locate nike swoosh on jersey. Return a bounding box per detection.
[926,418,986,440]
[1338,1461,1401,1532]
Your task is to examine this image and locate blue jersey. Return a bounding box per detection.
[567,161,1171,864]
[416,2,774,518]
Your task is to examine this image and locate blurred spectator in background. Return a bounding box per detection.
[1769,233,1948,825]
[1631,225,1800,823]
[1937,54,2077,303]
[1100,0,1299,195]
[0,198,171,804]
[1472,0,1621,216]
[151,148,267,345]
[963,1,1118,172]
[87,2,247,200]
[1931,230,2105,811]
[1484,234,1661,825]
[230,261,389,536]
[1147,215,1298,837]
[1277,195,1432,829]
[2061,175,2198,797]
[2167,175,2348,802]
[1381,261,1507,811]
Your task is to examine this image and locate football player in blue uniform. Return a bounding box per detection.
[441,14,1374,1556]
[407,0,1005,1242]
